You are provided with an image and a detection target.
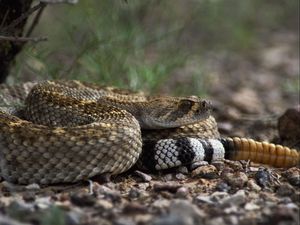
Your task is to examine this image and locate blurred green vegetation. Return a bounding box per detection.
[11,0,298,95]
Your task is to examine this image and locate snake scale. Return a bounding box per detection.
[0,80,299,185]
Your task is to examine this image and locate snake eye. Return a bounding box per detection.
[179,100,193,110]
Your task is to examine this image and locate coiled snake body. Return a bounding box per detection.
[0,80,299,184]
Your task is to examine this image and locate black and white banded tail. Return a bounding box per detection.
[139,137,300,170]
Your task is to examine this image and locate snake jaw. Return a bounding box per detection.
[140,97,212,129]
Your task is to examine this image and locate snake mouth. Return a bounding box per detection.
[143,98,212,129]
[141,110,211,129]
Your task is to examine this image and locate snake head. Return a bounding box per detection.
[141,96,212,129]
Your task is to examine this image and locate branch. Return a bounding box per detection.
[1,2,47,34]
[40,0,78,4]
[25,3,47,37]
[0,35,47,43]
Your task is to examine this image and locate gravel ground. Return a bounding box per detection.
[0,33,299,225]
[0,160,299,225]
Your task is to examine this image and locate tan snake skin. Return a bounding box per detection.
[0,80,214,184]
[0,80,299,185]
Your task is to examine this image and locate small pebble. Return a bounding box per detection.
[223,172,248,188]
[220,190,247,207]
[175,173,187,180]
[175,187,189,198]
[152,199,170,210]
[247,179,262,192]
[211,161,225,171]
[195,195,214,205]
[190,161,209,170]
[22,192,36,202]
[35,197,52,210]
[123,202,148,214]
[153,182,182,193]
[70,193,96,207]
[206,217,225,225]
[191,165,218,179]
[255,169,272,188]
[0,216,27,225]
[215,181,231,192]
[128,188,141,199]
[282,167,300,186]
[162,174,174,181]
[66,208,84,225]
[96,199,113,210]
[176,166,189,174]
[6,201,34,221]
[134,170,152,182]
[25,183,41,191]
[276,183,295,197]
[244,202,260,211]
[152,200,205,225]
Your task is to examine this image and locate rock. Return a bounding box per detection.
[96,185,121,203]
[175,173,187,180]
[128,188,141,199]
[22,192,36,202]
[224,215,239,225]
[191,165,218,179]
[244,202,260,210]
[231,88,263,114]
[247,179,262,192]
[152,199,170,210]
[190,161,209,170]
[133,170,152,182]
[255,169,272,188]
[70,193,96,207]
[224,160,244,171]
[223,172,248,188]
[196,192,230,206]
[151,200,205,225]
[282,167,300,187]
[278,106,300,143]
[162,174,174,181]
[175,187,189,198]
[195,195,214,205]
[276,183,295,197]
[6,201,34,220]
[206,217,226,225]
[25,183,40,191]
[211,161,225,171]
[215,181,231,192]
[278,197,292,204]
[223,205,239,214]
[176,166,189,174]
[0,216,30,225]
[96,199,113,210]
[220,190,247,207]
[153,182,182,193]
[113,217,135,225]
[268,205,299,225]
[123,202,148,214]
[35,197,52,210]
[66,208,84,225]
[210,192,230,202]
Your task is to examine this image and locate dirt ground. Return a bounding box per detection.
[0,32,299,225]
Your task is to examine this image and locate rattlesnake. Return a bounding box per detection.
[0,80,299,185]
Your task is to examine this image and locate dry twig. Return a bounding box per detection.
[1,2,46,34]
[40,0,78,4]
[26,3,47,37]
[0,35,47,43]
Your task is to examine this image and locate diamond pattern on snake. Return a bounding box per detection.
[0,80,299,184]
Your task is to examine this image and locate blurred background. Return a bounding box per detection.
[10,0,299,115]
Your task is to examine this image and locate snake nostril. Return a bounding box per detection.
[202,100,211,109]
